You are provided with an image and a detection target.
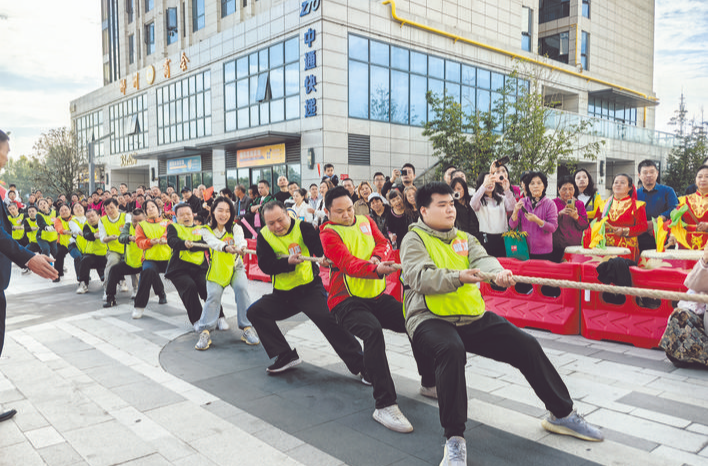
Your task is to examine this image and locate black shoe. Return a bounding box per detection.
[158,293,167,304]
[359,367,372,386]
[52,277,61,283]
[103,297,117,308]
[266,349,302,374]
[0,409,17,423]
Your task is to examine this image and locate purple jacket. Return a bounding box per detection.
[509,196,558,255]
[552,198,589,250]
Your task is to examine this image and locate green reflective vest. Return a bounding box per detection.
[261,219,314,291]
[58,217,72,247]
[324,215,385,299]
[26,217,39,243]
[140,220,171,261]
[9,214,24,241]
[101,213,126,254]
[172,224,205,266]
[205,226,239,287]
[84,223,108,256]
[38,212,58,242]
[72,218,88,253]
[409,227,486,318]
[125,224,143,268]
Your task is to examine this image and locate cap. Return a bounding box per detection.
[368,192,384,203]
[181,187,191,193]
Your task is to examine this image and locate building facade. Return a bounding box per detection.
[71,0,673,195]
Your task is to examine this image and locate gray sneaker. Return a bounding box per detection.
[195,330,211,351]
[420,385,438,399]
[542,410,604,442]
[241,326,260,345]
[373,404,413,433]
[440,436,466,466]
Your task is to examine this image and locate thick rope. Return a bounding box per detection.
[190,244,708,305]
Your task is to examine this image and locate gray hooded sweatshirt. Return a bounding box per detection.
[400,219,504,339]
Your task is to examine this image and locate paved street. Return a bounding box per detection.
[1,263,708,466]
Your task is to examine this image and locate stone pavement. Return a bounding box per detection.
[1,261,707,466]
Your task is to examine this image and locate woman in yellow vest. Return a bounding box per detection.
[51,204,74,283]
[194,197,259,350]
[76,208,107,294]
[104,209,147,308]
[68,203,88,282]
[35,199,58,263]
[8,203,31,275]
[133,200,171,318]
[400,182,603,465]
[22,205,41,273]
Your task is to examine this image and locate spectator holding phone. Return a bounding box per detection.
[551,176,589,263]
[383,163,416,197]
[510,171,558,261]
[472,166,516,257]
[451,177,480,239]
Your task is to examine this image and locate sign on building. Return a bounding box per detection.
[237,143,286,168]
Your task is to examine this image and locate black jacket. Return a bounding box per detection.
[164,224,208,279]
[454,201,480,237]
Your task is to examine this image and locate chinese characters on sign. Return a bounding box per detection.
[117,53,189,96]
[179,52,190,72]
[163,58,171,78]
[303,27,318,118]
[300,0,321,17]
[236,144,286,168]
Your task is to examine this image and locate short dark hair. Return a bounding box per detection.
[258,179,270,187]
[325,186,352,210]
[9,184,16,189]
[120,183,128,187]
[557,176,580,198]
[697,164,708,174]
[324,163,334,170]
[235,184,246,194]
[27,205,37,212]
[417,182,453,214]
[262,200,286,215]
[402,163,416,174]
[444,165,456,173]
[523,171,548,198]
[373,172,385,179]
[287,181,298,188]
[638,159,658,173]
[173,203,192,216]
[181,187,191,193]
[104,198,119,208]
[342,178,355,186]
[309,183,318,189]
[132,208,145,216]
[87,208,101,216]
[0,130,8,143]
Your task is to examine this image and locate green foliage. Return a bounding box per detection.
[29,127,85,198]
[0,155,35,199]
[663,98,708,194]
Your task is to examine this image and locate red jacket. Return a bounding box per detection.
[319,215,392,310]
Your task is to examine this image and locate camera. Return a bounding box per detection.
[453,191,461,200]
[498,175,504,181]
[401,168,409,176]
[566,199,573,206]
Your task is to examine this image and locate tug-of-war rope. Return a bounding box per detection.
[187,243,708,305]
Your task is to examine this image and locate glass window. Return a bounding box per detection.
[222,0,235,17]
[146,23,155,55]
[446,82,461,105]
[491,73,505,92]
[461,65,475,86]
[391,46,409,71]
[166,8,178,45]
[391,70,409,124]
[477,89,491,112]
[411,51,427,75]
[370,41,389,66]
[129,35,134,64]
[225,61,236,83]
[410,74,427,126]
[445,61,460,83]
[226,111,237,132]
[349,35,368,62]
[581,31,590,70]
[285,37,299,63]
[477,69,491,89]
[285,63,299,96]
[260,102,269,125]
[193,0,205,32]
[285,95,299,120]
[349,60,369,119]
[522,7,533,52]
[462,85,475,117]
[270,67,284,99]
[145,0,154,12]
[428,78,444,120]
[428,56,444,79]
[256,73,269,102]
[370,65,389,121]
[270,43,284,68]
[237,57,249,79]
[539,32,569,64]
[271,99,284,122]
[259,49,268,72]
[238,108,249,128]
[249,75,258,104]
[582,0,590,18]
[249,53,258,75]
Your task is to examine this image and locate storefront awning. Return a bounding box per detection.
[196,131,301,151]
[132,146,203,161]
[588,89,658,108]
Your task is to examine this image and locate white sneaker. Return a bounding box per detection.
[195,330,211,350]
[130,290,137,299]
[241,326,260,345]
[440,436,466,466]
[76,283,88,294]
[217,317,230,331]
[22,268,31,275]
[102,292,107,301]
[132,307,145,319]
[120,280,129,292]
[420,385,438,399]
[372,404,413,433]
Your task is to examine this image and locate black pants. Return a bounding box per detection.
[169,268,208,324]
[27,242,41,254]
[333,294,435,409]
[412,313,573,439]
[0,291,6,356]
[638,232,656,252]
[106,262,142,299]
[481,233,506,258]
[55,244,70,276]
[247,281,364,375]
[530,252,554,261]
[78,254,107,285]
[135,260,168,308]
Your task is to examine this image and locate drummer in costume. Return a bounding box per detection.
[584,173,648,262]
[401,182,603,465]
[319,187,435,434]
[194,197,259,350]
[133,200,171,318]
[103,209,146,308]
[247,201,366,376]
[666,165,708,250]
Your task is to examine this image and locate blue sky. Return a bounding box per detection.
[0,0,706,159]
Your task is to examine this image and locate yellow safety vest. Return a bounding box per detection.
[261,219,314,291]
[140,220,171,261]
[9,213,24,241]
[124,224,143,268]
[38,212,58,242]
[409,227,486,318]
[324,215,386,299]
[172,224,205,266]
[205,226,238,287]
[84,223,108,256]
[26,217,39,243]
[72,217,88,253]
[100,213,126,254]
[58,217,72,247]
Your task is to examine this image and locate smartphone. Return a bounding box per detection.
[494,156,510,167]
[566,199,573,206]
[521,205,529,215]
[401,168,409,176]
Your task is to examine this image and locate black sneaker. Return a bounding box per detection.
[266,349,302,374]
[103,297,117,308]
[158,293,167,304]
[0,409,17,423]
[52,277,61,283]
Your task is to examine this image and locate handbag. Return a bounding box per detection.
[502,229,530,260]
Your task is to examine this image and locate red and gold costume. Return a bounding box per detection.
[584,196,648,262]
[670,192,708,250]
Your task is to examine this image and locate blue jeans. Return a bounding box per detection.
[195,266,251,332]
[37,239,57,260]
[68,244,83,280]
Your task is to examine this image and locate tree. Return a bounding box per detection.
[663,94,708,194]
[0,155,35,199]
[29,127,85,198]
[423,64,604,187]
